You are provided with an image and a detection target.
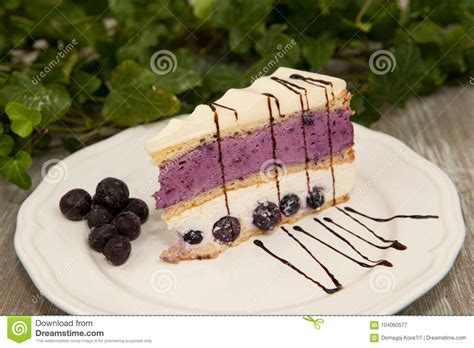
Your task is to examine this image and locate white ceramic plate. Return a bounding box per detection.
[14,121,465,314]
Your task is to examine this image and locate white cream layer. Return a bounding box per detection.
[145,67,346,155]
[164,161,355,249]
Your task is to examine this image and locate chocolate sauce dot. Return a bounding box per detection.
[392,241,407,250]
[380,260,393,267]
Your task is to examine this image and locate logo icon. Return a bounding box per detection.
[368,49,396,75]
[370,321,379,330]
[370,333,379,343]
[303,315,324,330]
[7,316,32,343]
[149,50,177,75]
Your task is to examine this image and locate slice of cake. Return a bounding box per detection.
[145,67,355,263]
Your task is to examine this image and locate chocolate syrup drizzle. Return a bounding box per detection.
[262,93,283,202]
[344,206,439,222]
[253,239,339,294]
[336,207,407,250]
[294,224,392,268]
[208,73,338,214]
[254,206,438,293]
[323,217,401,250]
[270,76,311,193]
[209,104,231,215]
[281,226,342,289]
[262,92,283,117]
[290,73,336,205]
[290,74,335,100]
[270,76,310,110]
[210,102,239,121]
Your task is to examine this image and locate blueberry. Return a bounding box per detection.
[279,194,300,216]
[59,188,92,221]
[87,204,114,228]
[253,201,282,231]
[94,177,129,210]
[122,198,149,224]
[302,112,314,126]
[183,230,203,245]
[113,212,141,241]
[306,187,325,209]
[212,216,240,244]
[88,224,119,252]
[103,235,131,266]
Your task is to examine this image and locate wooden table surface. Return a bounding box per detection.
[1,86,472,315]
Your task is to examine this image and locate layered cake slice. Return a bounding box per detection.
[145,67,355,263]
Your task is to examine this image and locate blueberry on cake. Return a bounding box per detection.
[145,67,355,263]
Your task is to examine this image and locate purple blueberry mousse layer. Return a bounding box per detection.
[154,109,353,209]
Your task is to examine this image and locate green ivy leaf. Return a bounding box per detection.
[368,42,425,107]
[193,0,216,20]
[0,151,32,189]
[0,73,7,87]
[257,24,301,65]
[409,19,444,45]
[5,101,42,137]
[302,34,337,70]
[35,132,52,151]
[0,72,71,126]
[213,0,273,54]
[368,3,401,41]
[102,60,180,127]
[70,70,102,104]
[416,56,447,94]
[0,0,20,14]
[203,64,244,95]
[153,49,201,94]
[245,25,301,81]
[349,92,381,126]
[116,24,168,64]
[62,136,85,153]
[0,134,14,156]
[438,24,468,73]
